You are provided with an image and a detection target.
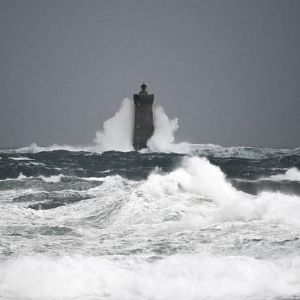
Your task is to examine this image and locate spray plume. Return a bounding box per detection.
[93,98,188,153]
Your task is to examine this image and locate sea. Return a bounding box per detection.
[0,99,300,300]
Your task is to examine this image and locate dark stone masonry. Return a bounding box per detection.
[132,83,154,150]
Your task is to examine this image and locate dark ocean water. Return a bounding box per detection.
[0,147,300,299]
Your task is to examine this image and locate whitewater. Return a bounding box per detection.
[0,99,300,300]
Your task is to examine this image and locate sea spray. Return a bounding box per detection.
[93,98,134,152]
[9,97,300,157]
[13,98,189,154]
[147,106,190,153]
[93,99,188,153]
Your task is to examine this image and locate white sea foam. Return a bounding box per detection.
[38,174,65,183]
[17,173,31,180]
[0,255,299,300]
[28,161,46,166]
[4,157,300,228]
[147,105,190,153]
[80,176,105,182]
[0,173,34,181]
[92,98,134,152]
[261,167,300,182]
[136,157,300,227]
[188,144,285,159]
[2,173,65,183]
[15,143,87,153]
[8,156,34,161]
[70,156,300,230]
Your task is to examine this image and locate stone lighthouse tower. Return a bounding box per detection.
[132,83,154,150]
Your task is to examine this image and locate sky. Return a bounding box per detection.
[0,0,299,149]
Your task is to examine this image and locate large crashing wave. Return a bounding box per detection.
[122,156,300,228]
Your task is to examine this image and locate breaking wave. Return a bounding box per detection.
[7,156,300,226]
[138,157,300,227]
[8,173,66,183]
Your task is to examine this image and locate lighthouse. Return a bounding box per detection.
[132,83,154,150]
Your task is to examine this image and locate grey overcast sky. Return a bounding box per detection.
[0,0,299,149]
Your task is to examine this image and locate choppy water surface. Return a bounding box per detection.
[0,146,300,300]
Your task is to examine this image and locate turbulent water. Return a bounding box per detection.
[0,99,300,299]
[0,146,300,300]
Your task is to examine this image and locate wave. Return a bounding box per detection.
[231,178,300,196]
[10,142,300,160]
[14,143,88,154]
[261,167,300,182]
[23,157,296,229]
[101,156,300,228]
[0,255,299,300]
[2,155,300,227]
[2,173,110,183]
[190,144,300,159]
[20,173,66,183]
[79,176,106,182]
[8,156,34,161]
[5,156,300,227]
[1,173,66,183]
[164,157,300,226]
[0,173,31,182]
[11,142,300,160]
[38,174,65,183]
